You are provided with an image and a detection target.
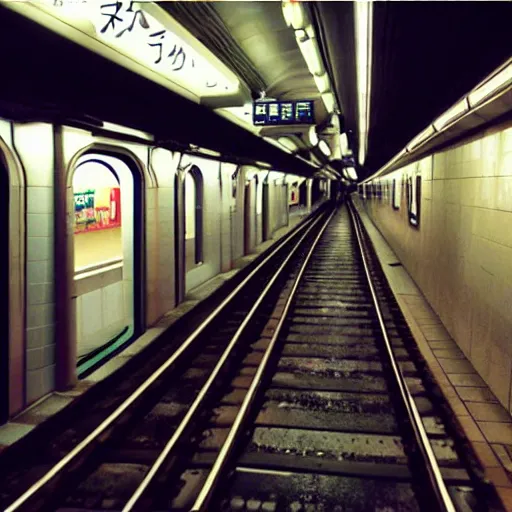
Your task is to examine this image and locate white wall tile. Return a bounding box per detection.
[27,303,55,329]
[102,282,125,326]
[27,347,44,370]
[26,325,55,349]
[28,283,53,305]
[41,365,56,397]
[80,289,103,339]
[27,236,53,262]
[27,213,54,237]
[26,187,54,214]
[26,369,44,404]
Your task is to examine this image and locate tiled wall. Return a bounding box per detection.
[363,120,512,414]
[13,123,57,404]
[76,280,127,357]
[185,156,222,293]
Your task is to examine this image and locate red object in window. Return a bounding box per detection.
[110,187,121,224]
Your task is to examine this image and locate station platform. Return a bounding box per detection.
[0,206,314,451]
[2,199,512,509]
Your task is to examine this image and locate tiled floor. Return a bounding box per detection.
[0,206,316,453]
[353,199,512,510]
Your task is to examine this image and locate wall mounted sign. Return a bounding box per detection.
[74,187,122,234]
[11,1,238,99]
[253,100,314,126]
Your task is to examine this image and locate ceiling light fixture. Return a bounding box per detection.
[340,132,349,155]
[432,98,469,131]
[354,0,373,166]
[321,92,336,114]
[308,125,319,146]
[406,125,436,152]
[468,59,512,108]
[346,167,358,181]
[318,139,331,157]
[313,73,331,94]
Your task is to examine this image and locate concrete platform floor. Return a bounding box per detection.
[353,198,512,510]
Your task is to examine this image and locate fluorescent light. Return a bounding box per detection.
[313,74,331,94]
[297,35,325,76]
[321,92,335,113]
[433,98,469,131]
[406,125,436,152]
[468,60,512,108]
[308,126,319,146]
[354,0,373,166]
[346,167,358,180]
[340,132,349,155]
[256,161,272,169]
[282,1,309,30]
[318,140,331,157]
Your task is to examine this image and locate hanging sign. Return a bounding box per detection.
[253,100,315,126]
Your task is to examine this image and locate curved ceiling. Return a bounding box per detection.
[315,1,512,178]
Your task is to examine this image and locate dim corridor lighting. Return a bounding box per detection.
[354,0,373,166]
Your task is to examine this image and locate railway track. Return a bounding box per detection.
[1,201,502,512]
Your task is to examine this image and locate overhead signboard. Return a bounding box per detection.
[253,100,314,126]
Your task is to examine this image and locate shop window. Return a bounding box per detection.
[407,175,422,227]
[72,153,142,376]
[392,179,400,210]
[73,159,122,272]
[185,165,203,271]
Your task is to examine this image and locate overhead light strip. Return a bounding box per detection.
[282,1,339,114]
[364,57,511,183]
[354,1,373,167]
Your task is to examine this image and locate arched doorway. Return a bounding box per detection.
[0,157,8,424]
[184,165,203,272]
[71,152,144,376]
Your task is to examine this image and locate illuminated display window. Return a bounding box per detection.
[253,100,314,126]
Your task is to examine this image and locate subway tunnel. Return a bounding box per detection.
[0,1,510,510]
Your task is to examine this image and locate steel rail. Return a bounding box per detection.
[347,200,455,512]
[122,207,334,511]
[189,209,336,512]
[5,207,330,512]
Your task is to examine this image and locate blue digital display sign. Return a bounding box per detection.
[253,100,315,126]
